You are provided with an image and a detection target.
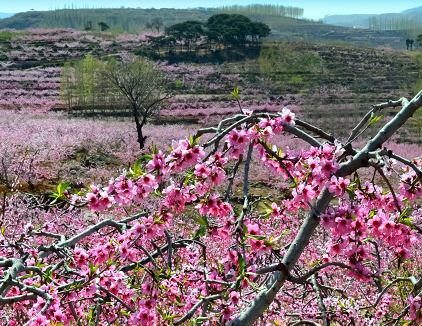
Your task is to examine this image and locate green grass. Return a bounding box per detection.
[0,32,25,41]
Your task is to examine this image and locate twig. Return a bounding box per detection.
[376,167,402,214]
[173,294,223,326]
[310,274,329,326]
[98,285,136,313]
[69,301,82,326]
[225,155,243,202]
[258,139,295,183]
[164,229,172,270]
[139,245,160,270]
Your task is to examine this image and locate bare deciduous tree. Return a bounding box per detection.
[100,57,171,150]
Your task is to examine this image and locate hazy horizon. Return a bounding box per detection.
[1,1,421,21]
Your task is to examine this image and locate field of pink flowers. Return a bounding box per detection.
[0,28,164,64]
[0,67,62,112]
[1,106,420,200]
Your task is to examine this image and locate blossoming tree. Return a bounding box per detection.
[2,89,422,326]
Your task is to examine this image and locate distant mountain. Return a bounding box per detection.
[322,14,377,28]
[322,8,422,29]
[0,12,15,19]
[400,6,422,15]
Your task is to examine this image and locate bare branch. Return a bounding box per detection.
[98,286,136,313]
[225,155,243,202]
[295,119,335,143]
[0,294,37,305]
[310,274,329,326]
[139,245,160,270]
[173,294,223,326]
[164,229,172,270]
[38,212,147,259]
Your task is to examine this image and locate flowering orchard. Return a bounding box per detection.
[0,28,166,66]
[2,89,422,326]
[0,68,62,112]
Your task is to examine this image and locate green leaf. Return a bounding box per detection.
[57,181,71,196]
[350,177,360,186]
[184,171,195,187]
[49,193,60,204]
[156,306,165,319]
[188,134,201,147]
[152,142,158,155]
[289,178,298,189]
[400,218,417,230]
[89,261,99,274]
[243,224,248,234]
[262,202,272,210]
[194,225,207,238]
[50,181,72,204]
[346,188,356,200]
[237,252,245,274]
[308,259,322,268]
[244,276,265,291]
[193,213,208,226]
[137,154,153,162]
[133,159,143,176]
[164,315,182,321]
[398,207,409,221]
[152,189,161,197]
[231,87,239,100]
[235,278,242,290]
[369,114,383,125]
[246,234,266,240]
[278,148,283,157]
[232,206,241,217]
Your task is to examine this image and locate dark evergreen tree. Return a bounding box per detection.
[98,22,109,31]
[165,20,204,52]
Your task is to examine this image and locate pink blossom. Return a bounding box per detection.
[221,305,234,320]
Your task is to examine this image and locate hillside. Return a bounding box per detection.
[400,6,422,15]
[267,18,420,50]
[0,8,213,32]
[0,8,420,51]
[323,8,422,29]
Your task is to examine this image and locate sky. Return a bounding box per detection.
[1,0,422,21]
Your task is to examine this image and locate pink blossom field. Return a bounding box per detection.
[0,106,420,198]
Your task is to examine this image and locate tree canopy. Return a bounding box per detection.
[164,14,271,51]
[98,22,109,31]
[165,20,204,51]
